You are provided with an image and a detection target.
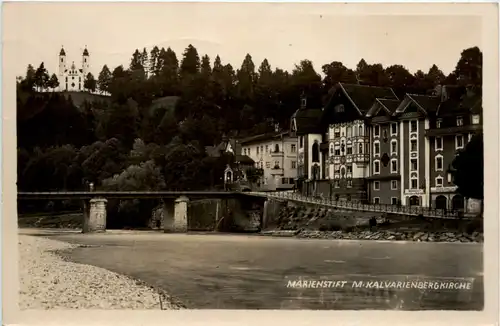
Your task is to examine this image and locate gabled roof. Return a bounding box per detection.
[60,47,66,56]
[235,155,254,165]
[225,139,242,155]
[366,98,400,117]
[435,91,481,117]
[394,94,435,116]
[291,108,324,134]
[335,83,399,116]
[83,47,89,56]
[408,94,441,115]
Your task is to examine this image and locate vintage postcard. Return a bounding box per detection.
[2,2,499,326]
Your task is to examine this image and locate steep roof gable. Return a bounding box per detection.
[337,83,399,116]
[366,98,401,117]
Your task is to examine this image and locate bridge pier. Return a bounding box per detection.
[163,196,189,233]
[82,198,107,233]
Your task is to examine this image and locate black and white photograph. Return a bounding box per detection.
[2,2,499,325]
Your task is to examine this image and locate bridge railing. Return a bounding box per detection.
[254,191,460,219]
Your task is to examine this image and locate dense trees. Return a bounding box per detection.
[16,44,483,226]
[451,133,484,201]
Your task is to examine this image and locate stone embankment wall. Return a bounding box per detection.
[261,200,484,243]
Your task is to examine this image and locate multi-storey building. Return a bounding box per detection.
[239,130,298,191]
[290,83,482,212]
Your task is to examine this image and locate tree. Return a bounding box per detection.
[149,46,160,77]
[34,62,50,91]
[454,46,482,87]
[322,61,357,90]
[180,44,200,78]
[236,53,256,101]
[450,133,483,201]
[47,74,59,91]
[97,65,112,94]
[84,72,97,92]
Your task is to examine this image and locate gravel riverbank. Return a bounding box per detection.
[18,235,183,310]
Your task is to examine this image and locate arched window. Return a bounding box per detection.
[312,142,320,163]
[274,144,280,153]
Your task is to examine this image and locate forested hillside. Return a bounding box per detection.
[16,44,482,226]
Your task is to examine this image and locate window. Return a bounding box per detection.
[257,147,260,155]
[291,144,296,153]
[391,197,398,205]
[334,180,340,188]
[410,139,417,152]
[84,58,87,63]
[435,137,443,151]
[391,159,398,173]
[334,147,340,156]
[411,178,418,189]
[265,162,270,168]
[347,145,352,155]
[456,116,463,126]
[435,176,443,187]
[472,114,480,125]
[274,144,280,152]
[335,104,344,113]
[281,178,287,184]
[347,165,352,173]
[248,148,251,155]
[330,145,334,154]
[265,145,269,153]
[60,58,63,62]
[334,130,340,138]
[435,155,443,171]
[391,123,397,135]
[299,137,304,148]
[391,180,398,190]
[456,135,464,149]
[260,146,263,153]
[374,142,380,155]
[79,83,81,90]
[65,77,68,82]
[410,120,417,133]
[391,140,397,155]
[347,127,352,138]
[373,181,380,190]
[274,161,280,168]
[334,165,340,174]
[373,197,380,204]
[411,159,418,171]
[436,119,442,128]
[373,161,380,174]
[358,143,363,154]
[301,98,307,107]
[374,125,380,137]
[291,161,296,169]
[359,126,363,136]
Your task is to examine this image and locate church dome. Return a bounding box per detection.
[59,47,66,56]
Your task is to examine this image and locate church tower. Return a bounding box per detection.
[82,46,90,77]
[58,46,66,78]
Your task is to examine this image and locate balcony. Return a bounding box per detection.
[270,166,284,175]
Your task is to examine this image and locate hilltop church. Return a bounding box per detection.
[57,46,90,92]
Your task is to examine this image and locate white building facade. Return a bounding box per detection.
[58,46,90,92]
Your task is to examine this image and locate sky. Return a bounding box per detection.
[4,3,482,79]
